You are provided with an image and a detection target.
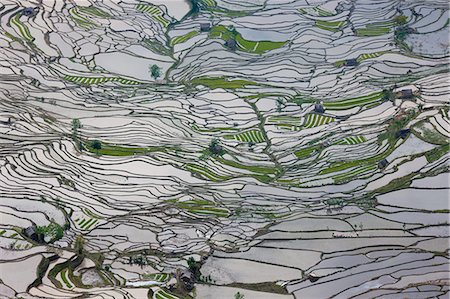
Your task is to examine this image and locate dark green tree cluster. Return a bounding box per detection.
[150,64,161,80]
[187,257,201,279]
[90,140,102,154]
[36,222,64,243]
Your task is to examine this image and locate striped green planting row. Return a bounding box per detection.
[316,20,346,32]
[232,130,265,143]
[144,273,170,282]
[69,7,96,29]
[10,14,33,41]
[441,108,448,118]
[357,52,385,62]
[268,115,302,124]
[336,135,366,145]
[323,92,382,110]
[185,163,231,181]
[332,164,377,183]
[75,217,98,230]
[294,146,319,159]
[136,4,170,27]
[171,30,198,46]
[154,289,179,299]
[277,124,302,131]
[64,75,142,85]
[77,6,111,18]
[356,22,393,36]
[304,114,334,128]
[299,7,333,16]
[60,268,73,288]
[202,0,216,7]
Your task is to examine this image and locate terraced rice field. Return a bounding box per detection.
[136,4,171,27]
[229,130,265,143]
[304,114,335,128]
[64,75,142,85]
[10,14,33,41]
[0,0,449,299]
[355,21,394,36]
[315,20,347,32]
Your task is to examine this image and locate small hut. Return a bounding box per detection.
[225,38,237,51]
[200,23,211,32]
[23,226,40,242]
[395,128,411,139]
[378,159,389,169]
[22,7,35,16]
[314,103,325,114]
[344,58,358,66]
[308,274,320,283]
[176,268,195,291]
[397,89,413,99]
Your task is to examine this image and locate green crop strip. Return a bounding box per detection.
[64,75,143,85]
[136,4,170,27]
[323,92,383,110]
[171,30,199,45]
[84,142,175,156]
[316,20,347,32]
[10,15,33,41]
[190,76,257,89]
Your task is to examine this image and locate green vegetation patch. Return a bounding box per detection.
[190,76,257,89]
[225,130,265,143]
[316,20,347,32]
[176,200,230,217]
[60,268,73,288]
[10,14,33,41]
[209,25,286,54]
[299,7,334,16]
[304,114,334,128]
[425,144,449,163]
[143,39,171,56]
[64,75,142,85]
[185,163,231,182]
[154,289,180,299]
[36,222,64,243]
[78,6,111,18]
[142,273,170,282]
[215,157,279,176]
[84,141,173,156]
[412,121,448,145]
[171,30,199,46]
[294,146,319,159]
[357,51,385,62]
[201,0,217,7]
[136,4,171,27]
[336,135,366,145]
[333,164,377,183]
[227,282,289,294]
[323,91,383,110]
[69,7,96,29]
[356,21,393,36]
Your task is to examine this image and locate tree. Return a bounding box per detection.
[276,98,285,112]
[91,140,102,155]
[208,138,224,156]
[72,118,81,131]
[150,64,161,80]
[393,15,408,26]
[381,89,395,101]
[187,257,200,279]
[234,292,245,299]
[71,119,82,147]
[74,235,85,256]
